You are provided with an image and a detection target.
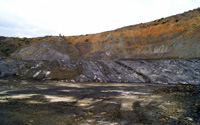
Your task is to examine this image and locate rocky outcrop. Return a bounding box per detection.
[1,9,200,84]
[11,37,80,61]
[1,58,200,84]
[0,58,23,78]
[64,8,200,60]
[0,8,199,61]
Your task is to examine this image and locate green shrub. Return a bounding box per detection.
[85,39,89,42]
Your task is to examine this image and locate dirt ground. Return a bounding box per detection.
[0,78,199,125]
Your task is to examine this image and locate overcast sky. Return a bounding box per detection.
[0,0,200,37]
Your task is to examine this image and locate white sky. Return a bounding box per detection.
[0,0,200,37]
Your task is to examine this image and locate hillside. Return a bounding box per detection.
[0,8,200,84]
[0,8,200,60]
[1,8,200,125]
[65,8,200,60]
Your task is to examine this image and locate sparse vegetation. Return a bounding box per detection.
[44,35,52,38]
[192,23,197,28]
[158,18,164,22]
[59,33,65,37]
[153,23,159,26]
[161,20,169,24]
[85,39,89,42]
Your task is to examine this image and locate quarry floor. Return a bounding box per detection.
[0,78,199,125]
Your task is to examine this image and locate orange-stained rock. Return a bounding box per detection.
[1,8,200,60]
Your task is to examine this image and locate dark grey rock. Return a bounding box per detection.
[0,59,24,78]
[0,58,200,84]
[119,59,200,84]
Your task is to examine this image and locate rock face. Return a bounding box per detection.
[1,8,199,61]
[64,8,200,60]
[1,8,200,84]
[1,58,200,84]
[11,37,80,61]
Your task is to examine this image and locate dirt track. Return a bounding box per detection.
[0,79,199,125]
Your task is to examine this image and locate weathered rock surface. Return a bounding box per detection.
[0,8,199,61]
[11,37,80,61]
[64,8,200,60]
[1,9,200,84]
[1,58,200,84]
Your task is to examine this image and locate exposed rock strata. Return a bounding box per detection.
[0,8,199,61]
[1,58,199,84]
[1,9,200,84]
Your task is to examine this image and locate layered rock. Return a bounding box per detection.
[0,8,198,60]
[64,8,200,60]
[1,58,200,84]
[1,8,200,84]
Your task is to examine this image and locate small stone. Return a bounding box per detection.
[88,112,93,116]
[161,117,168,121]
[186,117,193,122]
[74,119,78,121]
[100,112,107,115]
[71,80,75,83]
[74,117,83,121]
[29,120,34,123]
[87,119,95,123]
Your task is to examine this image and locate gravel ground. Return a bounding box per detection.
[0,78,199,125]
